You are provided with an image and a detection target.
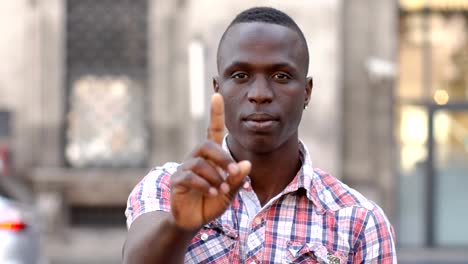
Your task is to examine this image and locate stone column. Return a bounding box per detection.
[342,0,398,220]
[149,0,195,165]
[37,0,66,168]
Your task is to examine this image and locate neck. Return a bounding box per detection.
[227,134,302,206]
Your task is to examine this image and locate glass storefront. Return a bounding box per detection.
[434,110,468,246]
[398,2,468,247]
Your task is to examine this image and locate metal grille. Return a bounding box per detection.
[70,206,126,227]
[65,0,148,167]
[0,111,10,137]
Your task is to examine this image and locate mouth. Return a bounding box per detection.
[242,113,279,132]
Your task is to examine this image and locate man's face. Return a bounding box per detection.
[215,22,312,154]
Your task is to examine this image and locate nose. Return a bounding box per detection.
[247,75,273,104]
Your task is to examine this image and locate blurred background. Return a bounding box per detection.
[0,0,467,263]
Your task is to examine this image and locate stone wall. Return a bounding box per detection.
[0,1,40,176]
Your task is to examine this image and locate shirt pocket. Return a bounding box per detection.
[284,241,348,264]
[185,221,237,264]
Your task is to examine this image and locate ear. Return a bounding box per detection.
[213,77,220,93]
[304,77,313,107]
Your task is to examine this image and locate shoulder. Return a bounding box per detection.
[311,168,382,214]
[311,168,395,246]
[149,162,180,177]
[145,162,180,183]
[311,167,394,233]
[125,162,180,228]
[135,162,179,189]
[299,142,382,214]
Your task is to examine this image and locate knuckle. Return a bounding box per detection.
[185,171,196,180]
[193,141,211,156]
[189,174,206,188]
[186,173,197,185]
[194,157,205,168]
[176,163,187,172]
[202,139,215,149]
[190,145,202,157]
[170,170,188,186]
[184,172,199,186]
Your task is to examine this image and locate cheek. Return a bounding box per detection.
[283,94,305,125]
[288,106,304,126]
[219,88,242,121]
[223,99,239,130]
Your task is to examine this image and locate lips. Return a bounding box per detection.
[242,113,279,132]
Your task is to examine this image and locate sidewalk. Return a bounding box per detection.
[45,227,126,264]
[398,248,468,264]
[43,227,468,264]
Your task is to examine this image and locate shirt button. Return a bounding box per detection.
[243,181,250,189]
[201,233,208,241]
[255,217,262,225]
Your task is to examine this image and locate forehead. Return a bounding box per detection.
[218,22,307,72]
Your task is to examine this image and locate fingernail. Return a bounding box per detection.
[209,187,218,196]
[228,163,239,175]
[220,182,230,193]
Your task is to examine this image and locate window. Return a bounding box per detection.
[398,1,468,247]
[65,0,149,167]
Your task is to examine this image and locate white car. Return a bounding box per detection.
[0,177,45,264]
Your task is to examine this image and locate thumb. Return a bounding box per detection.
[226,160,251,192]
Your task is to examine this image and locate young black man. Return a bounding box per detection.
[123,7,396,264]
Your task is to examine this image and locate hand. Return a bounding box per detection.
[170,93,251,231]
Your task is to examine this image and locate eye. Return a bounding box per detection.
[231,72,249,79]
[272,72,291,81]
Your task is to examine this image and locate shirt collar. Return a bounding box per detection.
[282,140,326,214]
[221,135,326,214]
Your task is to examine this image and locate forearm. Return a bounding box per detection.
[123,212,198,264]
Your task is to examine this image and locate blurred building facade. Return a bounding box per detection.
[0,0,467,262]
[398,0,468,252]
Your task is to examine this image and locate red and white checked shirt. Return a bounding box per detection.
[126,140,397,263]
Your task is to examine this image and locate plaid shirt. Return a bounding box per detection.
[126,140,396,264]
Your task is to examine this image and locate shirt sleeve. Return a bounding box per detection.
[352,204,397,263]
[125,162,179,229]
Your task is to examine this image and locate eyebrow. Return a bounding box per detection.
[223,61,298,73]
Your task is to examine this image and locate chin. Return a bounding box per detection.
[242,134,282,154]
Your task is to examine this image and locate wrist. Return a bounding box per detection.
[166,214,200,236]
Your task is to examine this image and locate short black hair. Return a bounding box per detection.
[217,7,309,73]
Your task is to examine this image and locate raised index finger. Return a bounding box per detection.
[207,93,225,144]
